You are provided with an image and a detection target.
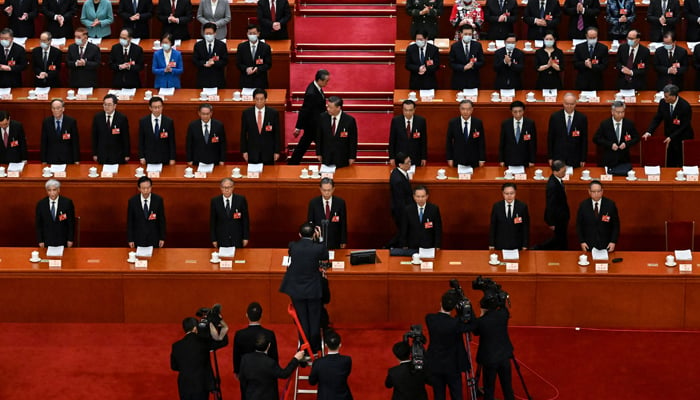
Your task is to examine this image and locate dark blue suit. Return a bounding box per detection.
[309,353,353,400]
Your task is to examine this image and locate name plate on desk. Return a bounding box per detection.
[501,96,513,103]
[208,95,220,102]
[514,173,527,180]
[37,93,48,100]
[7,171,19,177]
[465,96,477,102]
[600,174,613,181]
[48,259,62,269]
[76,94,88,100]
[147,171,160,178]
[247,171,260,179]
[505,262,519,271]
[320,172,334,179]
[595,263,608,272]
[624,96,636,103]
[588,96,600,103]
[648,175,660,181]
[53,171,66,178]
[420,261,433,270]
[135,260,148,269]
[117,94,131,101]
[332,261,345,270]
[687,175,699,182]
[220,260,233,269]
[194,171,207,179]
[458,173,472,180]
[100,171,113,178]
[544,96,557,103]
[0,94,13,100]
[679,263,693,272]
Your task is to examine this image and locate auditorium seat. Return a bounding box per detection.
[640,136,667,166]
[665,220,695,251]
[683,139,700,166]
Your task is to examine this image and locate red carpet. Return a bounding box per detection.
[289,62,395,93]
[285,111,393,144]
[294,16,396,45]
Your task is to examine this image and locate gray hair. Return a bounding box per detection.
[45,179,60,189]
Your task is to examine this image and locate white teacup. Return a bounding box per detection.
[233,91,242,100]
[654,93,663,102]
[144,90,153,99]
[615,93,624,101]
[582,169,591,179]
[42,167,52,176]
[89,166,98,176]
[627,170,636,179]
[135,167,144,176]
[32,250,40,259]
[232,167,242,177]
[524,42,533,50]
[488,41,496,50]
[504,170,514,179]
[408,91,417,101]
[437,168,446,179]
[411,253,421,264]
[211,252,220,262]
[301,168,309,178]
[185,167,194,176]
[526,92,536,101]
[489,253,499,264]
[491,92,500,101]
[456,92,465,101]
[200,92,208,100]
[0,166,6,176]
[128,251,137,262]
[677,170,685,180]
[534,169,543,178]
[666,255,675,265]
[153,40,161,48]
[579,254,589,264]
[67,89,75,98]
[28,90,36,99]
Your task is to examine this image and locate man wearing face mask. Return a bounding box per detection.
[573,27,608,91]
[193,22,228,89]
[493,33,524,90]
[653,31,687,91]
[236,24,272,89]
[32,32,62,88]
[449,25,484,89]
[0,28,27,88]
[615,29,649,91]
[66,27,100,88]
[109,28,144,88]
[405,31,440,90]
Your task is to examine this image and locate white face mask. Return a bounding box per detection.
[248,34,258,43]
[505,43,515,51]
[544,40,555,48]
[587,38,597,47]
[119,38,129,47]
[161,43,171,51]
[462,35,472,44]
[74,38,83,46]
[40,42,50,50]
[204,34,215,43]
[664,44,673,51]
[627,39,636,48]
[415,40,426,48]
[0,39,10,48]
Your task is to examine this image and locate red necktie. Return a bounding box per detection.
[257,110,263,134]
[270,0,276,22]
[331,117,336,136]
[325,200,330,220]
[2,128,7,148]
[406,120,411,139]
[171,0,176,14]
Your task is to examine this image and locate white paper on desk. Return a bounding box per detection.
[87,38,102,45]
[619,89,635,97]
[308,165,319,173]
[77,87,93,96]
[202,87,218,95]
[495,40,505,48]
[580,91,597,99]
[502,249,519,260]
[674,249,693,261]
[0,88,11,96]
[146,163,163,172]
[241,88,255,96]
[198,163,214,173]
[135,246,153,257]
[320,164,336,174]
[542,89,557,97]
[174,40,182,48]
[328,250,335,260]
[572,39,586,47]
[13,37,27,48]
[131,38,141,45]
[683,166,699,175]
[158,87,175,96]
[107,89,120,95]
[644,166,661,175]
[688,42,700,52]
[51,38,66,47]
[463,88,478,96]
[102,164,119,174]
[35,87,50,94]
[500,89,516,98]
[592,248,609,260]
[282,255,291,266]
[8,162,25,172]
[46,246,64,257]
[408,165,416,174]
[218,247,235,258]
[248,163,263,173]
[648,42,663,52]
[120,88,137,96]
[457,165,474,174]
[566,166,574,176]
[419,89,435,98]
[418,247,436,259]
[534,40,543,48]
[50,164,66,173]
[507,166,525,174]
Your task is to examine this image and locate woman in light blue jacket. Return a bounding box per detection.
[81,0,114,38]
[152,33,184,88]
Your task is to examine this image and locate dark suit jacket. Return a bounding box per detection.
[534,47,564,89]
[544,175,569,227]
[240,106,280,165]
[209,194,249,247]
[468,308,514,366]
[646,0,680,42]
[615,43,650,90]
[593,117,639,167]
[257,0,292,40]
[687,0,700,41]
[295,81,325,133]
[493,47,524,89]
[41,0,77,38]
[92,111,130,164]
[695,44,700,90]
[157,0,193,40]
[390,168,413,223]
[654,45,688,90]
[118,0,153,38]
[400,202,442,248]
[646,97,694,142]
[35,196,75,246]
[316,112,358,168]
[425,312,469,374]
[127,193,166,247]
[65,42,100,87]
[240,351,299,400]
[483,0,518,39]
[547,109,588,166]
[193,39,228,88]
[499,118,537,166]
[405,42,440,90]
[0,119,28,163]
[170,333,215,398]
[236,40,272,89]
[385,361,429,400]
[5,0,39,38]
[489,199,529,249]
[563,0,600,39]
[523,0,561,39]
[138,114,176,163]
[573,41,609,90]
[449,39,484,89]
[576,196,620,249]
[233,325,278,374]
[186,118,226,164]
[279,237,329,299]
[445,116,486,167]
[307,195,347,249]
[0,42,27,87]
[31,45,62,87]
[388,114,428,163]
[309,353,353,400]
[40,115,80,164]
[109,43,144,88]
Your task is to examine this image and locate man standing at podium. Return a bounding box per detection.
[127,176,166,248]
[66,27,100,88]
[576,180,619,252]
[307,178,347,249]
[36,179,75,248]
[240,88,281,165]
[547,93,588,168]
[92,94,131,165]
[401,185,442,249]
[236,24,272,89]
[210,178,249,249]
[186,103,227,166]
[193,23,228,89]
[489,183,529,250]
[389,100,427,167]
[138,96,176,165]
[41,99,80,165]
[109,28,145,89]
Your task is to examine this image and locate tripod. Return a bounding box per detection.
[210,349,223,400]
[463,331,479,400]
[472,354,532,400]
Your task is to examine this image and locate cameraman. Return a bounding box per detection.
[425,290,470,400]
[385,341,430,400]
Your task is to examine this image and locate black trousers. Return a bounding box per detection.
[291,297,322,353]
[667,138,683,168]
[538,222,569,250]
[288,131,316,165]
[431,372,463,400]
[482,358,515,400]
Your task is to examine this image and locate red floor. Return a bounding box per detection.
[294,16,396,45]
[289,62,396,93]
[285,111,393,144]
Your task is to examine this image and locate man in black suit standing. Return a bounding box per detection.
[138,96,176,165]
[653,31,687,90]
[118,0,153,39]
[41,0,77,38]
[493,34,524,90]
[157,0,192,40]
[257,0,292,40]
[646,0,680,42]
[309,330,353,400]
[523,0,561,40]
[547,93,587,168]
[538,160,569,250]
[66,27,100,88]
[0,28,27,88]
[32,31,62,87]
[4,0,39,38]
[407,0,442,39]
[483,0,517,40]
[389,153,414,248]
[193,23,228,89]
[186,103,226,166]
[499,101,536,167]
[389,100,427,167]
[401,185,442,249]
[687,0,700,42]
[316,96,357,168]
[576,180,620,252]
[615,29,649,91]
[233,302,278,382]
[489,183,529,250]
[308,178,347,249]
[563,0,600,39]
[41,98,80,164]
[210,178,249,248]
[239,334,304,400]
[643,84,694,167]
[385,340,430,400]
[405,31,440,90]
[236,24,272,89]
[35,179,75,248]
[241,88,280,165]
[289,69,329,165]
[573,27,608,91]
[446,99,485,169]
[593,101,639,167]
[0,110,27,164]
[449,25,484,89]
[109,28,144,88]
[279,222,329,354]
[127,176,166,248]
[92,94,130,164]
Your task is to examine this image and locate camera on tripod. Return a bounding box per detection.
[402,324,427,370]
[196,303,223,338]
[472,275,510,309]
[449,279,473,323]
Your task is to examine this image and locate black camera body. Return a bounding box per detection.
[472,275,510,309]
[403,324,427,370]
[196,303,222,334]
[449,279,473,323]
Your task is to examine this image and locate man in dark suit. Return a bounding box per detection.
[210,178,249,248]
[686,0,700,42]
[385,341,430,400]
[279,222,329,354]
[239,333,304,400]
[615,29,649,91]
[576,180,620,252]
[643,84,694,167]
[236,24,272,89]
[233,302,278,381]
[446,99,485,169]
[449,25,484,89]
[489,183,529,250]
[0,28,26,88]
[41,0,77,38]
[547,93,588,168]
[405,31,440,90]
[109,28,144,88]
[316,96,357,168]
[157,0,192,40]
[4,0,39,38]
[563,0,600,39]
[127,176,166,248]
[289,69,329,165]
[653,31,688,90]
[646,0,680,42]
[32,31,62,87]
[493,34,524,90]
[118,0,153,39]
[308,178,347,249]
[309,330,353,400]
[41,99,80,164]
[538,160,569,250]
[523,0,561,39]
[407,0,442,39]
[389,153,414,247]
[186,103,226,166]
[593,101,639,167]
[425,290,469,400]
[483,0,518,40]
[193,23,228,89]
[694,43,700,90]
[138,96,176,165]
[66,27,100,88]
[35,179,75,248]
[0,110,27,164]
[257,0,292,40]
[241,88,280,165]
[573,27,608,90]
[91,94,130,164]
[401,185,442,249]
[499,101,536,167]
[389,100,427,167]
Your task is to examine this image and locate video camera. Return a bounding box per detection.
[472,275,510,310]
[402,324,426,371]
[196,303,223,338]
[449,279,473,323]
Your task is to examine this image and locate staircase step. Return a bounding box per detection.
[294,16,396,45]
